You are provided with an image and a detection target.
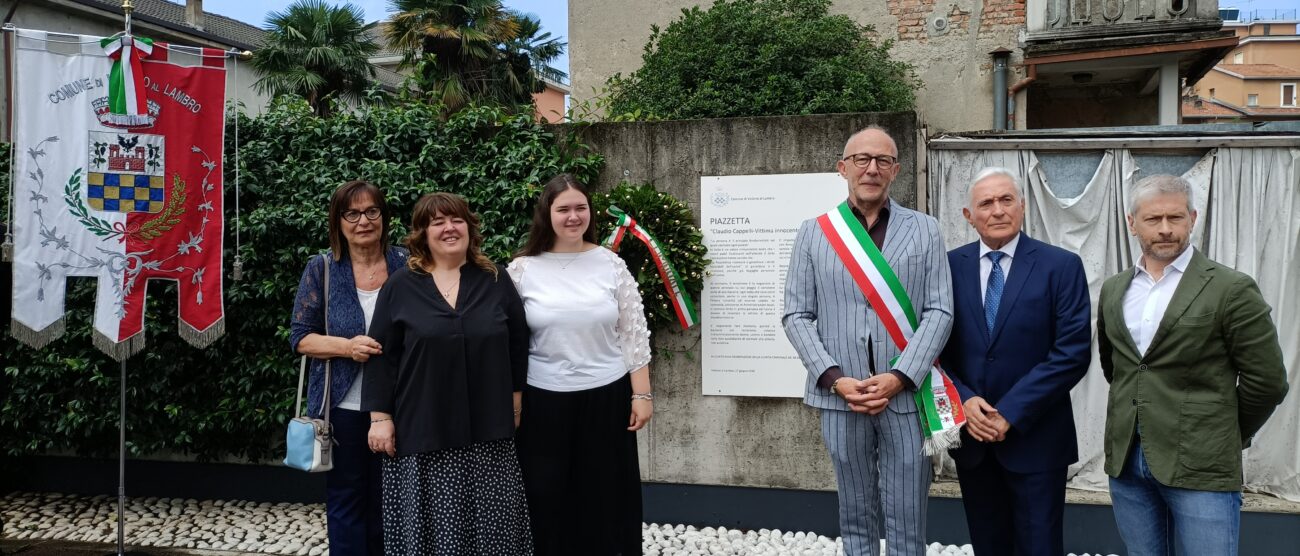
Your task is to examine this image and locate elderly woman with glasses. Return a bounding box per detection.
[290,180,407,556]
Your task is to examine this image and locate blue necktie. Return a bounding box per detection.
[985,251,1005,334]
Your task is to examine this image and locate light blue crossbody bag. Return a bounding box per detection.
[284,254,334,472]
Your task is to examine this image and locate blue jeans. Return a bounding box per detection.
[1109,441,1241,556]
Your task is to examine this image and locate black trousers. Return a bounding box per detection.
[956,454,1066,556]
[515,375,643,556]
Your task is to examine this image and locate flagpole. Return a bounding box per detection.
[108,0,136,550]
[116,357,127,556]
[123,0,134,38]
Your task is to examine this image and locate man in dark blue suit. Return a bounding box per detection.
[940,168,1092,556]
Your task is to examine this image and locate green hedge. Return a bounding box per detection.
[0,99,604,461]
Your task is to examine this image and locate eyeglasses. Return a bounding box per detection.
[842,153,899,170]
[342,207,382,223]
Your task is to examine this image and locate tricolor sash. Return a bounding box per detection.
[100,35,156,127]
[816,201,965,454]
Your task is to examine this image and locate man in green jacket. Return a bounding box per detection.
[1097,174,1288,556]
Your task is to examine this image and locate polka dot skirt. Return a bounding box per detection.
[381,438,534,555]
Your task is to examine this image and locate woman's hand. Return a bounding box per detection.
[368,418,396,457]
[348,335,382,363]
[513,391,523,430]
[628,399,653,431]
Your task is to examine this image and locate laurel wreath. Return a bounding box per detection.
[134,175,186,240]
[63,168,187,242]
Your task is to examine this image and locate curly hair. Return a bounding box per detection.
[405,192,498,278]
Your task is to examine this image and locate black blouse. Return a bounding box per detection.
[361,262,529,457]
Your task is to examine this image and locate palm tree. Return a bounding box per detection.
[252,0,379,117]
[387,0,518,112]
[499,14,567,95]
[386,1,567,114]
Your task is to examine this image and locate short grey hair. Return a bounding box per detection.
[969,166,1024,200]
[1128,174,1194,215]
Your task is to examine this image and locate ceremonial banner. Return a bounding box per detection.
[9,30,227,359]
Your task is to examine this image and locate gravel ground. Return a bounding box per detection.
[1,491,1118,555]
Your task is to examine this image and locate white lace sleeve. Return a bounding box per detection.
[610,250,652,372]
[506,257,529,292]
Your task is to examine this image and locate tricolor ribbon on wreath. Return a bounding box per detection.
[601,205,700,330]
[816,201,966,454]
[7,29,228,360]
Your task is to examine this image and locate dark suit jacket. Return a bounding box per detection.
[940,234,1092,473]
[1097,249,1288,491]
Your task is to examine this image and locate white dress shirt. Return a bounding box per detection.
[1123,246,1195,356]
[979,233,1020,304]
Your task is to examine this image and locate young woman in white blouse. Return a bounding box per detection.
[508,174,653,556]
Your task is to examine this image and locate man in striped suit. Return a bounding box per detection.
[783,126,954,556]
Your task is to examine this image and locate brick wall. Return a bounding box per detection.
[887,0,1025,40]
[980,0,1027,32]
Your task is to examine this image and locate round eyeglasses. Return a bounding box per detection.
[342,207,382,223]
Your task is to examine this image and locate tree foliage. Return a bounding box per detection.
[387,0,566,115]
[605,0,917,120]
[0,100,602,461]
[251,0,380,117]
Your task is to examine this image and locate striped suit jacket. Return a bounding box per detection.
[783,199,954,412]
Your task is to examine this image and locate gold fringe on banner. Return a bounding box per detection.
[10,317,66,349]
[178,316,224,349]
[92,329,146,362]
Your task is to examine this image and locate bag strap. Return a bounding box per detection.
[293,254,333,420]
[322,254,332,426]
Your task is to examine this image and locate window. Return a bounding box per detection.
[1209,88,1216,99]
[1247,94,1259,107]
[1263,24,1272,36]
[1284,84,1297,107]
[1234,52,1244,64]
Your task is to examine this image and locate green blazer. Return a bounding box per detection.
[1097,249,1288,491]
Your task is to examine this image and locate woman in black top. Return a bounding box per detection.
[362,192,532,555]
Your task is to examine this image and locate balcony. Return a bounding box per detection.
[1027,0,1225,46]
[1018,0,1239,127]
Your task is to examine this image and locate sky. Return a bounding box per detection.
[201,0,570,80]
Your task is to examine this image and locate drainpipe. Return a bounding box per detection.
[991,48,1012,131]
[1008,64,1038,130]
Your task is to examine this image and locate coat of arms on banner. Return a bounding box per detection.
[9,30,227,360]
[85,132,167,214]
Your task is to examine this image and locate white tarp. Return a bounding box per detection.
[928,146,1300,500]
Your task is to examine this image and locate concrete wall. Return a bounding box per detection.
[0,0,270,141]
[1197,70,1249,105]
[558,111,918,490]
[1242,41,1300,68]
[532,86,567,124]
[569,0,1023,133]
